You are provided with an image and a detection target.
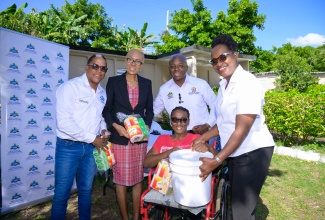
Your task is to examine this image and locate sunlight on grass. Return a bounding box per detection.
[257,154,325,220]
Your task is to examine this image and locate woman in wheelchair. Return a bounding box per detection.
[144,106,203,167]
[142,106,218,219]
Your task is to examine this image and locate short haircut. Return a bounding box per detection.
[169,54,187,66]
[171,106,190,118]
[211,34,238,52]
[87,54,107,65]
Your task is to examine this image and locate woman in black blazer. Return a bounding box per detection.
[103,49,153,220]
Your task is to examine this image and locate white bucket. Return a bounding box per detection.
[169,149,213,207]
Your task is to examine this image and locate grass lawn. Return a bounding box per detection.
[2,154,325,219]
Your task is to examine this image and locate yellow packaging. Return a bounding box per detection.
[150,159,173,195]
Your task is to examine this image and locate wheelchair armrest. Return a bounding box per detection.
[145,167,156,189]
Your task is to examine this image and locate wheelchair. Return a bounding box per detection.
[140,138,232,220]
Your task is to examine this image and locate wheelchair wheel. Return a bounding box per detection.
[215,178,232,220]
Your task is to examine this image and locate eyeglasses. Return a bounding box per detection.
[169,65,186,70]
[178,93,183,104]
[87,63,108,73]
[171,117,188,123]
[209,52,234,66]
[126,57,143,66]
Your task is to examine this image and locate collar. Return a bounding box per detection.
[220,65,243,87]
[167,74,192,88]
[81,73,104,94]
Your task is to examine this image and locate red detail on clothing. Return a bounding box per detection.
[153,133,200,153]
[127,84,139,109]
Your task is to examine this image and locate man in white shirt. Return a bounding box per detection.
[153,54,217,135]
[51,54,109,220]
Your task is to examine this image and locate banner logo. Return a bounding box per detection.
[44,155,55,165]
[28,181,41,191]
[25,43,37,54]
[7,47,20,58]
[8,95,21,105]
[8,160,23,171]
[8,176,23,189]
[7,63,21,73]
[7,79,21,89]
[44,140,55,150]
[27,149,40,160]
[27,165,41,176]
[9,193,23,205]
[26,103,38,113]
[41,83,52,92]
[41,54,51,64]
[8,143,23,155]
[8,127,22,137]
[25,58,37,69]
[8,111,21,121]
[41,68,52,78]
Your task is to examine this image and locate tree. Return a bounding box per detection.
[155,0,266,55]
[215,0,266,54]
[0,3,29,34]
[250,46,276,73]
[104,22,157,52]
[274,43,318,92]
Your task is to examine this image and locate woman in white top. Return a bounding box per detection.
[192,34,274,220]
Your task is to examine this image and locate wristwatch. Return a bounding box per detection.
[215,155,222,165]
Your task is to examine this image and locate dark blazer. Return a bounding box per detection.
[103,72,154,145]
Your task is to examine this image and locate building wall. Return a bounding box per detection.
[68,50,325,97]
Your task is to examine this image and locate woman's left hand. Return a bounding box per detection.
[199,157,219,181]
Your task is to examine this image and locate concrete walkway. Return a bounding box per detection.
[274,146,325,163]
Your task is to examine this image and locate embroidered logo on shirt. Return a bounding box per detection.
[167,92,173,99]
[188,87,199,95]
[79,100,88,104]
[100,96,105,104]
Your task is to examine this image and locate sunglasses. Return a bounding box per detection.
[87,63,108,73]
[126,57,143,66]
[209,52,234,66]
[171,117,188,123]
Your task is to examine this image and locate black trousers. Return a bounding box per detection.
[228,146,274,220]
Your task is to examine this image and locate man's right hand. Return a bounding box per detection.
[93,135,106,153]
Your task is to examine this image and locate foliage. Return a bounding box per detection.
[159,110,172,130]
[264,89,325,146]
[214,0,266,54]
[155,0,266,55]
[273,43,318,92]
[0,1,155,51]
[250,46,276,72]
[104,23,158,52]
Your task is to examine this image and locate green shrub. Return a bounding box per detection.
[264,88,325,146]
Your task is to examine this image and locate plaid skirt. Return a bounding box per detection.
[112,142,147,186]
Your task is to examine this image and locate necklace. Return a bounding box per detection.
[126,75,138,84]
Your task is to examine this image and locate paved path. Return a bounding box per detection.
[274,146,325,163]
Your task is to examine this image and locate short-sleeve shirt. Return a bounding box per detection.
[153,133,200,153]
[216,65,274,157]
[153,75,217,130]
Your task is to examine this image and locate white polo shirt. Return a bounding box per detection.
[154,74,217,130]
[216,65,274,157]
[56,73,107,143]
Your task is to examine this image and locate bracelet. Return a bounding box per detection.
[215,155,222,165]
